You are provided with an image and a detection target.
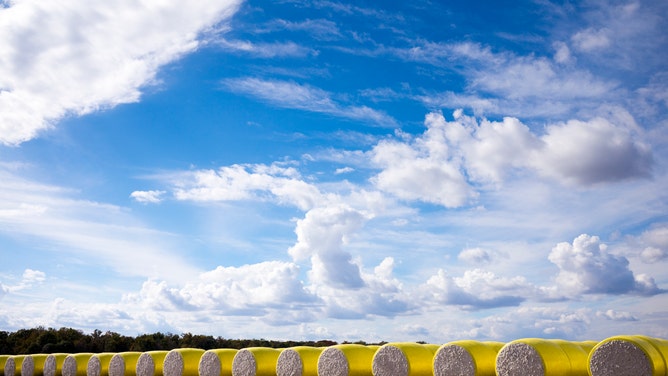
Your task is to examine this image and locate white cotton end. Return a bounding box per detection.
[108,355,125,376]
[371,345,408,376]
[163,352,184,376]
[43,355,56,376]
[87,357,102,376]
[198,352,221,376]
[136,354,156,376]
[495,343,544,376]
[5,358,16,376]
[276,349,303,376]
[21,356,35,376]
[231,350,256,376]
[589,340,652,376]
[316,348,348,376]
[433,345,475,376]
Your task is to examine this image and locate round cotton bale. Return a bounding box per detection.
[2,355,10,376]
[109,352,142,376]
[433,340,504,376]
[164,349,205,376]
[5,356,27,376]
[317,344,380,376]
[198,349,238,376]
[275,346,323,376]
[588,335,668,376]
[231,348,281,376]
[44,354,69,376]
[496,339,596,376]
[371,342,439,376]
[22,354,49,376]
[136,351,169,376]
[63,354,94,376]
[87,353,116,376]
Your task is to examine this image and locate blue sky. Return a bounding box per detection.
[1,0,668,343]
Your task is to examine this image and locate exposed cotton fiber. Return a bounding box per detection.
[589,335,668,376]
[44,354,68,376]
[136,351,169,376]
[495,339,596,376]
[198,349,238,376]
[275,346,323,376]
[317,344,380,376]
[163,349,205,376]
[231,348,281,376]
[62,354,94,376]
[108,352,142,376]
[21,354,49,376]
[371,342,439,376]
[433,340,504,376]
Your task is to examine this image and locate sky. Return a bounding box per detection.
[1,0,668,344]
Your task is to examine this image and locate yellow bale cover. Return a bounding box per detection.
[434,340,504,376]
[588,335,668,376]
[198,349,238,376]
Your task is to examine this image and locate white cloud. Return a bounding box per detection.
[531,117,653,185]
[0,167,201,283]
[222,77,397,126]
[421,269,530,310]
[172,163,322,211]
[548,234,662,296]
[596,309,638,321]
[370,112,475,208]
[571,28,611,52]
[0,0,243,145]
[217,39,316,57]
[130,190,166,204]
[458,247,493,264]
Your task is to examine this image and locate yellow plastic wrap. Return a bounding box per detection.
[497,338,594,376]
[317,344,379,376]
[22,354,49,376]
[2,355,9,376]
[44,353,69,376]
[5,355,26,376]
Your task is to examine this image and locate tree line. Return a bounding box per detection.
[0,327,341,355]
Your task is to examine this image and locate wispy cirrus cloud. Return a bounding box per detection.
[222,77,397,126]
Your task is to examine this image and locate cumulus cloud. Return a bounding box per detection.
[172,163,322,211]
[571,28,611,52]
[0,0,242,145]
[370,112,475,207]
[458,248,493,264]
[548,234,662,296]
[531,117,652,185]
[635,224,668,263]
[596,309,638,321]
[421,269,530,310]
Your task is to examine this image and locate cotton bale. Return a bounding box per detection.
[62,354,94,376]
[44,354,69,376]
[231,348,281,376]
[588,335,668,376]
[136,351,169,376]
[433,340,504,376]
[22,354,49,376]
[109,352,142,376]
[275,346,323,376]
[198,349,238,376]
[371,342,439,376]
[163,349,205,376]
[5,356,27,376]
[2,356,10,376]
[87,353,116,376]
[495,338,596,376]
[317,344,380,376]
